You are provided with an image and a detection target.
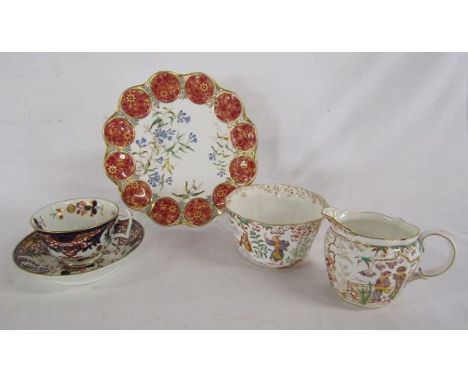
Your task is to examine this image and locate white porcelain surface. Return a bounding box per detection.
[226,184,328,268]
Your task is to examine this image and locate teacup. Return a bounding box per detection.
[30,198,132,267]
[225,184,328,269]
[322,207,456,307]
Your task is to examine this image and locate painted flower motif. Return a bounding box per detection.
[105,152,136,181]
[185,74,215,104]
[122,180,152,209]
[184,198,213,226]
[214,92,242,123]
[104,118,135,147]
[189,132,197,143]
[150,72,180,103]
[230,123,257,151]
[51,208,64,219]
[212,183,236,209]
[130,106,199,190]
[107,165,117,175]
[148,171,161,187]
[359,269,377,278]
[154,128,176,144]
[120,88,152,119]
[136,137,147,148]
[50,200,101,220]
[229,156,256,185]
[208,132,234,178]
[150,197,180,225]
[375,263,386,271]
[75,200,99,216]
[177,110,191,123]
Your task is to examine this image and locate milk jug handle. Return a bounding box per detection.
[416,230,456,278]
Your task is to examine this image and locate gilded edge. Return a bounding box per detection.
[225,184,329,227]
[102,70,259,227]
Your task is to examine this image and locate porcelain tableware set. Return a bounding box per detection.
[14,70,456,306]
[15,198,143,285]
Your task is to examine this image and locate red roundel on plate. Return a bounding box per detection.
[122,180,152,209]
[105,152,135,181]
[212,183,236,209]
[230,123,257,151]
[229,156,256,185]
[150,197,180,225]
[184,198,213,226]
[185,74,215,104]
[120,88,152,119]
[104,118,135,147]
[214,93,242,123]
[150,72,180,103]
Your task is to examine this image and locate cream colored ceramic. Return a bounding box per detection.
[30,198,132,267]
[322,207,456,308]
[225,184,328,269]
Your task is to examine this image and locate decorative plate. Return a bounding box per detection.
[13,220,144,285]
[103,71,258,227]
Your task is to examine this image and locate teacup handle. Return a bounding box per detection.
[112,208,133,239]
[414,230,456,279]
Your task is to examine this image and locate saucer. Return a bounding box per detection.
[13,220,144,285]
[103,71,258,227]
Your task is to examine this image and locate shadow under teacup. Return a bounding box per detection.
[225,184,328,269]
[30,198,132,268]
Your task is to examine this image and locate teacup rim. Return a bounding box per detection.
[30,197,120,234]
[225,183,329,226]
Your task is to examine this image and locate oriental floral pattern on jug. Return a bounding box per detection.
[324,227,420,307]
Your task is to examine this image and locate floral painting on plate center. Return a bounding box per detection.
[130,98,234,199]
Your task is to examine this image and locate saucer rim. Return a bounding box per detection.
[13,220,144,278]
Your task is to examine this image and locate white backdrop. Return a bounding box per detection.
[1,53,467,329]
